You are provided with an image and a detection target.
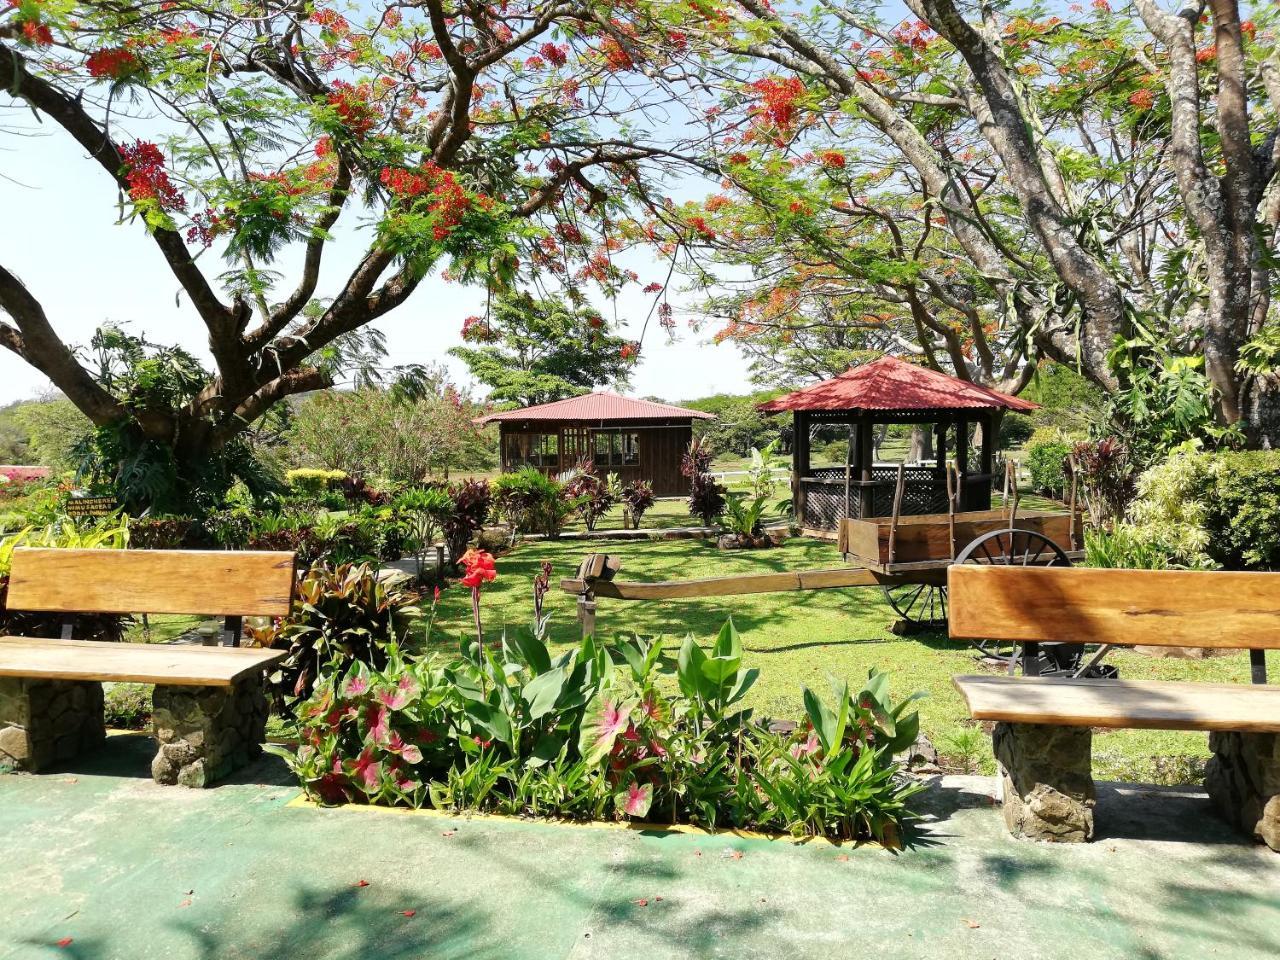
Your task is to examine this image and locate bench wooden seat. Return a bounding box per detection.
[947,564,1280,850]
[0,637,286,687]
[954,675,1280,733]
[0,548,295,787]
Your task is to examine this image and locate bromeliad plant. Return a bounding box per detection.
[251,561,424,711]
[620,480,655,529]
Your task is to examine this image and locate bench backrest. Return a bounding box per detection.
[948,565,1280,650]
[6,548,297,617]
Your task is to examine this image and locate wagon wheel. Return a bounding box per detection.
[881,579,948,629]
[953,528,1073,666]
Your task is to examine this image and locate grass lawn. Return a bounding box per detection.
[426,534,1273,784]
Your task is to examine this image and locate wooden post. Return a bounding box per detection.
[980,412,995,511]
[955,417,970,509]
[1008,459,1021,527]
[843,422,853,522]
[857,416,874,518]
[1067,453,1079,550]
[945,460,957,559]
[577,592,596,641]
[887,462,906,565]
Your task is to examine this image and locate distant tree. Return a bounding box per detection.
[290,374,494,484]
[1022,364,1107,436]
[685,392,785,458]
[12,393,92,471]
[450,291,633,407]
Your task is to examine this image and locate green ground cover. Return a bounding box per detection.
[427,535,1272,783]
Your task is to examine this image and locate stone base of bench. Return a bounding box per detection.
[151,676,268,788]
[0,677,106,772]
[993,721,1096,843]
[1206,732,1280,853]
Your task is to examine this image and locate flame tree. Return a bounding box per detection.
[0,1,713,504]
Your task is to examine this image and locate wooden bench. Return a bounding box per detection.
[0,548,295,787]
[948,565,1280,849]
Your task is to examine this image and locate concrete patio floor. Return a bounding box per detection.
[1,734,1278,959]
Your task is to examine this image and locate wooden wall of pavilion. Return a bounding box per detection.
[497,419,693,497]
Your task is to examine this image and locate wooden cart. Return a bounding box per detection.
[561,462,1083,644]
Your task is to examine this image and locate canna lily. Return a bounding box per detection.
[459,548,497,648]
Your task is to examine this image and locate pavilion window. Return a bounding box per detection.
[591,430,640,468]
[505,432,560,468]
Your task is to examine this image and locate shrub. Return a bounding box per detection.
[1121,448,1280,570]
[248,561,423,710]
[620,480,655,528]
[563,462,620,532]
[1024,430,1073,497]
[442,479,490,571]
[1202,450,1280,570]
[1125,449,1215,567]
[682,438,726,527]
[998,412,1035,448]
[722,492,770,543]
[1084,526,1174,569]
[104,683,151,729]
[394,486,454,582]
[286,468,347,497]
[491,468,574,539]
[340,475,390,507]
[128,515,202,549]
[243,512,325,566]
[1070,437,1135,528]
[313,513,383,566]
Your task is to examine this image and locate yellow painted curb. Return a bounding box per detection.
[282,792,892,850]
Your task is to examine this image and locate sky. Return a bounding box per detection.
[0,119,755,407]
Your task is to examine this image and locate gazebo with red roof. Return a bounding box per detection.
[758,356,1037,533]
[477,392,714,497]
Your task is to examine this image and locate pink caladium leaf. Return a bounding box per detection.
[386,731,424,765]
[615,780,653,819]
[348,747,383,791]
[375,685,410,711]
[579,697,635,765]
[397,675,420,698]
[342,675,370,698]
[365,702,390,743]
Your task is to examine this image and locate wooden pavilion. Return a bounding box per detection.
[477,392,714,497]
[758,357,1037,534]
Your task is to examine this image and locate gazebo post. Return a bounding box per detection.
[856,414,874,519]
[956,417,970,509]
[792,410,810,521]
[979,411,995,511]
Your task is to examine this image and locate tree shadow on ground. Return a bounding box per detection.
[448,828,776,957]
[174,883,495,960]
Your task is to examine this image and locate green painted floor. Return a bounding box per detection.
[1,734,1278,959]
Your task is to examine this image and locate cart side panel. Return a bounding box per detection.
[842,509,1082,567]
[839,519,884,564]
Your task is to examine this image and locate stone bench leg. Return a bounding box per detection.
[993,722,1096,842]
[151,675,268,788]
[0,677,105,772]
[1206,732,1280,852]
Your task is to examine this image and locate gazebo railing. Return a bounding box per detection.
[798,465,952,530]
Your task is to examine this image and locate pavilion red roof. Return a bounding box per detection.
[476,391,715,424]
[757,356,1038,414]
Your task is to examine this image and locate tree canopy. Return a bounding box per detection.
[449,291,632,406]
[0,0,708,494]
[4,0,1279,501]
